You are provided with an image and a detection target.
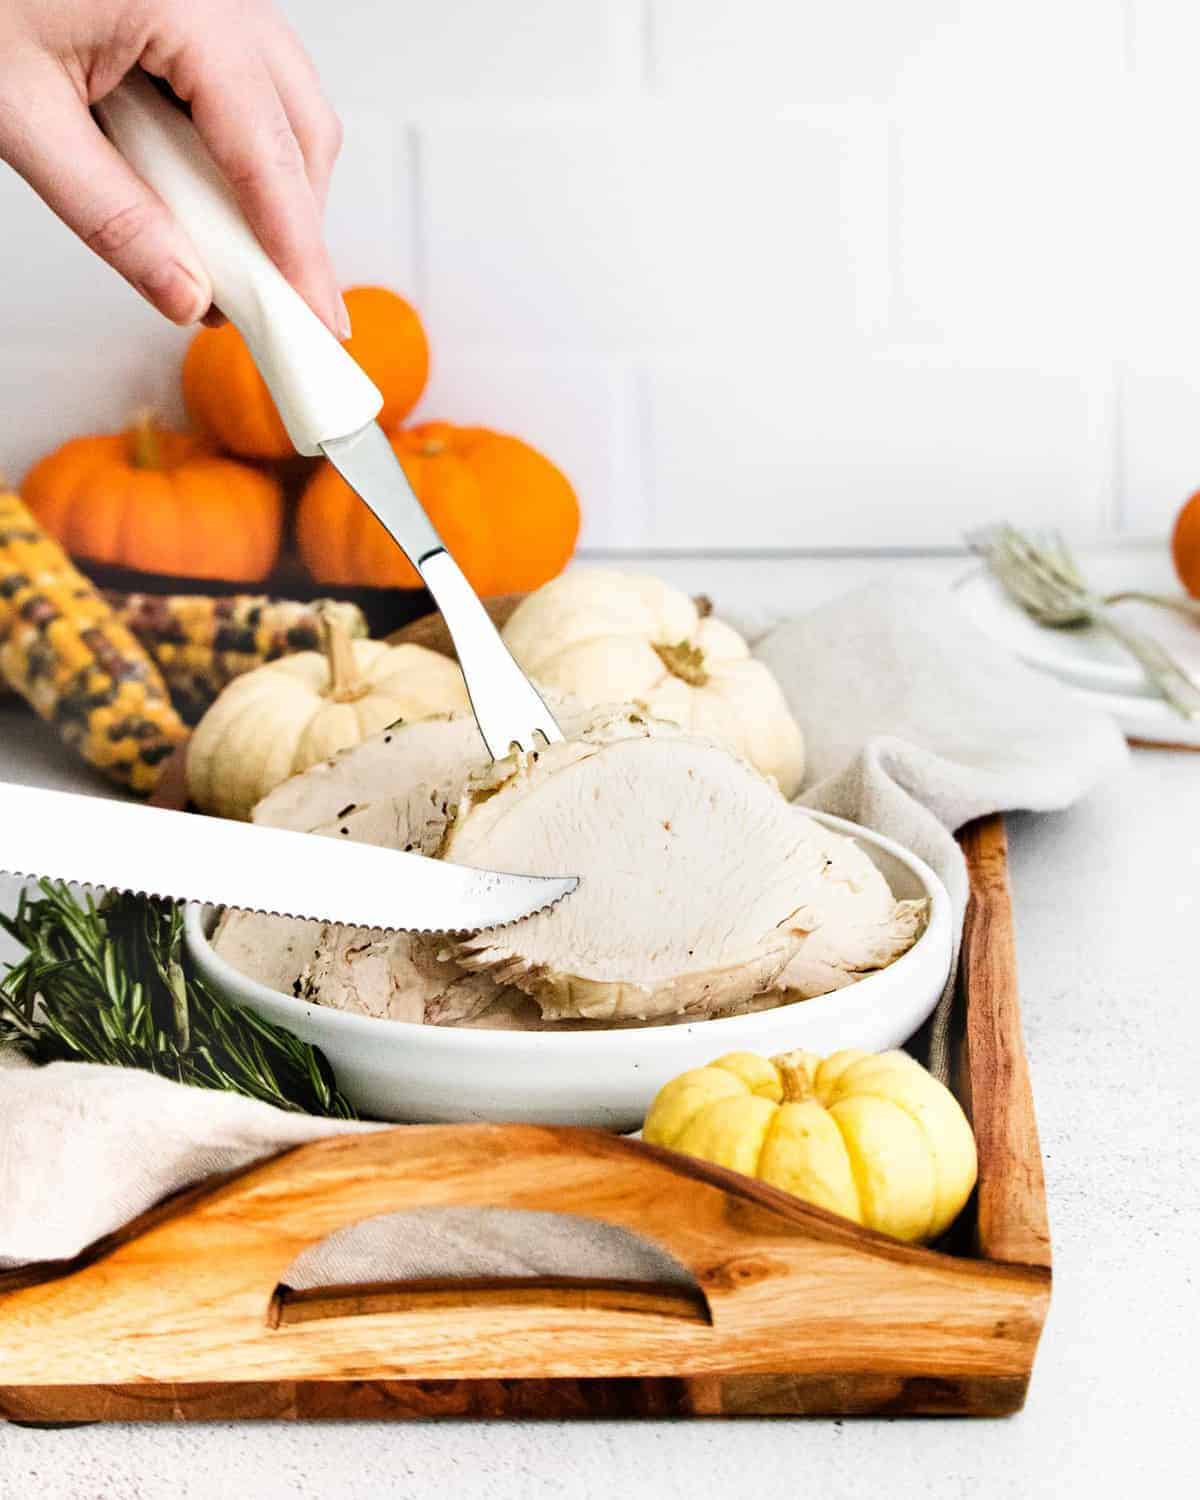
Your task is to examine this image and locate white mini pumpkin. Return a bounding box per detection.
[501,569,805,797]
[187,613,468,820]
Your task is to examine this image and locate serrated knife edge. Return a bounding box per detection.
[0,783,578,933]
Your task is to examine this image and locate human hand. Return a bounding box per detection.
[0,0,348,333]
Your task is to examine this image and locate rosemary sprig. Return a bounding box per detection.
[0,881,356,1119]
[968,525,1200,721]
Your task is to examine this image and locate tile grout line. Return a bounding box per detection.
[406,123,428,308]
[883,114,902,338]
[575,538,1164,561]
[1121,0,1137,72]
[1111,5,1135,536]
[1109,361,1127,535]
[639,0,658,94]
[632,360,657,548]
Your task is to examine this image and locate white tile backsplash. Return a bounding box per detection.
[279,0,645,108]
[322,113,417,293]
[891,81,1118,358]
[646,347,1114,550]
[0,0,1192,551]
[0,169,168,345]
[650,0,962,106]
[0,342,189,484]
[418,109,888,354]
[1117,366,1200,537]
[413,348,642,549]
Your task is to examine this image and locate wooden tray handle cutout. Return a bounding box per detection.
[269,1277,711,1330]
[267,1203,709,1329]
[0,1121,1047,1389]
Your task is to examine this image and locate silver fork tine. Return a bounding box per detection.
[419,551,563,757]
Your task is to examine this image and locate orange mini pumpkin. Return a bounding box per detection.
[21,414,284,583]
[296,421,580,594]
[182,285,430,460]
[1172,490,1200,598]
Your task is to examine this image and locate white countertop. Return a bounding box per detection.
[1,552,1197,1500]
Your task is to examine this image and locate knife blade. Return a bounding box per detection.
[0,783,576,932]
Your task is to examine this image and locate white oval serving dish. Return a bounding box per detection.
[185,811,953,1132]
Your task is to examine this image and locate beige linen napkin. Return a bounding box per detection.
[753,575,1129,1075]
[0,573,1128,1273]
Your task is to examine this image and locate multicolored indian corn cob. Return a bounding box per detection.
[104,593,367,724]
[0,486,187,793]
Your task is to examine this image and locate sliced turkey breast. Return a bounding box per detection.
[251,693,592,833]
[219,770,487,1018]
[293,923,503,1026]
[209,910,323,997]
[443,713,923,1023]
[216,707,923,1029]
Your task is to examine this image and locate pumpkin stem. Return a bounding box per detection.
[129,409,164,471]
[320,608,369,704]
[774,1051,817,1103]
[653,639,709,687]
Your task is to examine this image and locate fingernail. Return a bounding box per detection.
[138,261,210,325]
[336,295,352,340]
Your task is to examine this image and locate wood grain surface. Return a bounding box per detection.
[957,817,1052,1270]
[0,1119,1048,1384]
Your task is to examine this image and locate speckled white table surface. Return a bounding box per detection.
[1,554,1197,1500]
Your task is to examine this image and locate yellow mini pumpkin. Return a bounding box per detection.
[186,611,469,820]
[643,1049,977,1243]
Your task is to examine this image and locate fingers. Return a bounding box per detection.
[0,8,347,336]
[0,63,211,324]
[180,46,348,336]
[262,26,343,218]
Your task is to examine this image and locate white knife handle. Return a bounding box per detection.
[94,72,382,456]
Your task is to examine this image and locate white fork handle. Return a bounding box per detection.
[95,71,381,456]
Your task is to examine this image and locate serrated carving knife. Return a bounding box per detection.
[0,783,577,932]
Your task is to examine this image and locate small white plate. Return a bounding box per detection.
[185,812,953,1132]
[954,553,1198,700]
[1066,684,1200,749]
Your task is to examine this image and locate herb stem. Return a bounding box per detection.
[0,881,356,1119]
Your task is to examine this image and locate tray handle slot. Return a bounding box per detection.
[268,1275,711,1328]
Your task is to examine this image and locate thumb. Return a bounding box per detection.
[0,66,211,324]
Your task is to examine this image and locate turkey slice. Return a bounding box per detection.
[442,714,923,1023]
[251,693,592,833]
[223,774,503,1021]
[772,898,928,998]
[210,910,323,997]
[290,922,505,1025]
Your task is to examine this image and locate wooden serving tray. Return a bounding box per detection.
[0,816,1050,1422]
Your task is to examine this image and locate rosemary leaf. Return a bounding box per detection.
[0,881,356,1120]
